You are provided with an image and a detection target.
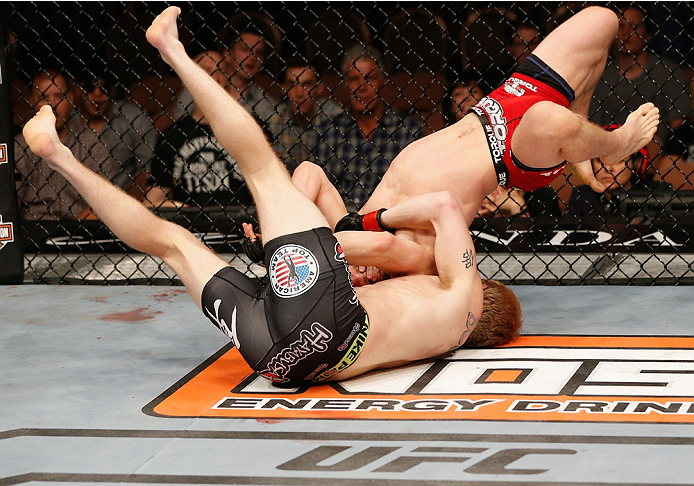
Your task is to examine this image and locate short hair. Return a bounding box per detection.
[620,5,654,34]
[340,44,386,78]
[504,21,540,44]
[283,56,316,79]
[30,68,69,95]
[461,279,522,348]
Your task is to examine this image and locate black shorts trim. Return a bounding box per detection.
[515,54,575,104]
[511,149,567,173]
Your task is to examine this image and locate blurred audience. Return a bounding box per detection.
[266,58,342,171]
[486,21,542,90]
[444,73,485,125]
[566,149,672,219]
[144,51,251,209]
[314,44,423,208]
[477,187,561,219]
[68,70,156,191]
[15,68,116,220]
[173,22,278,127]
[589,6,692,146]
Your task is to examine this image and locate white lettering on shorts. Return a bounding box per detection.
[205,300,241,350]
[260,322,334,382]
[504,77,538,97]
[477,97,507,154]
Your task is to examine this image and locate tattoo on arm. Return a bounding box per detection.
[462,248,475,269]
[457,311,479,346]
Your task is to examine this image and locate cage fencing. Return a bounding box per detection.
[4,1,694,285]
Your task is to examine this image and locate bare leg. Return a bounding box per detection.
[146,7,328,243]
[515,101,659,166]
[531,6,618,117]
[23,105,228,308]
[291,161,348,229]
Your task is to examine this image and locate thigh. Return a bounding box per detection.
[160,222,231,309]
[512,101,574,170]
[531,6,618,95]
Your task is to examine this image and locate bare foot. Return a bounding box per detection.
[22,105,71,170]
[613,102,659,161]
[145,6,185,65]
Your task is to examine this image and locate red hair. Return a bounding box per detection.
[462,279,522,348]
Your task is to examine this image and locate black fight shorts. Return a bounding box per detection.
[201,227,369,385]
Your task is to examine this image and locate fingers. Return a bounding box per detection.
[242,222,256,241]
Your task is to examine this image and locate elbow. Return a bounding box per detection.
[430,190,463,217]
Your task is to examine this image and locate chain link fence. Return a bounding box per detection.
[6,1,694,284]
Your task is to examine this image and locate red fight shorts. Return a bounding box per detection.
[468,54,576,191]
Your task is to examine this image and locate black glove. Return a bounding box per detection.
[242,234,265,265]
[334,209,392,233]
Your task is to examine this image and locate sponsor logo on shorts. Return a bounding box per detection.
[472,105,508,187]
[313,320,369,382]
[269,244,319,298]
[0,144,7,165]
[258,322,333,383]
[335,242,358,305]
[539,166,566,178]
[338,322,362,352]
[476,97,507,154]
[0,216,14,250]
[204,299,241,350]
[503,77,538,97]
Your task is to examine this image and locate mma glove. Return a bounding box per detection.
[242,234,265,265]
[334,209,394,233]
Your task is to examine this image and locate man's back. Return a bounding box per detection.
[363,114,498,224]
[335,272,483,380]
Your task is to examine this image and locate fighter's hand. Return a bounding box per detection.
[334,209,391,233]
[241,223,265,265]
[145,6,184,65]
[349,265,386,287]
[569,160,606,193]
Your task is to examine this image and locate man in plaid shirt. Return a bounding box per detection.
[267,59,342,171]
[313,45,423,208]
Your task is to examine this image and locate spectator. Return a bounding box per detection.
[477,187,561,219]
[655,119,694,191]
[661,119,694,165]
[173,22,278,127]
[589,6,691,145]
[14,68,116,220]
[485,21,542,91]
[506,22,541,66]
[314,44,423,208]
[266,58,342,171]
[144,51,251,209]
[444,73,485,125]
[566,150,672,219]
[68,71,156,191]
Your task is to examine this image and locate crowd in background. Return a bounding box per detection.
[8,2,694,224]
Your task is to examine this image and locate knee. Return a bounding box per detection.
[292,161,323,185]
[583,6,619,37]
[524,102,581,141]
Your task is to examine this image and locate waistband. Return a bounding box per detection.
[470,107,510,188]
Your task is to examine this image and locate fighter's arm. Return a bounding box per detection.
[335,231,434,277]
[378,191,480,288]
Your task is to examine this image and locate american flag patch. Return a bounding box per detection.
[269,244,320,298]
